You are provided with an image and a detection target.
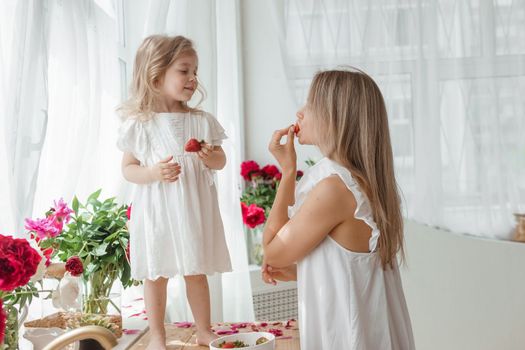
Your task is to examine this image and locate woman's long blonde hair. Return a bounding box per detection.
[308,68,404,268]
[118,35,205,120]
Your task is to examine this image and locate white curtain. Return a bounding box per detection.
[32,0,123,218]
[0,0,49,237]
[271,0,525,239]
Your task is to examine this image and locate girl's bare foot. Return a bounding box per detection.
[146,334,167,350]
[196,329,218,347]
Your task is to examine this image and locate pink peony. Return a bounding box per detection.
[240,161,260,181]
[52,198,73,223]
[24,217,61,239]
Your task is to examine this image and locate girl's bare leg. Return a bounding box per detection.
[144,277,169,350]
[184,274,218,346]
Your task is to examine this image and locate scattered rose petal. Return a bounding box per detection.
[133,297,144,301]
[216,330,239,336]
[277,336,293,340]
[272,322,281,326]
[123,329,141,335]
[143,317,148,320]
[173,322,193,328]
[129,312,142,318]
[268,329,283,337]
[230,323,248,329]
[259,322,268,327]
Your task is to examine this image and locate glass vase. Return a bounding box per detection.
[245,225,264,266]
[82,271,121,316]
[1,306,19,350]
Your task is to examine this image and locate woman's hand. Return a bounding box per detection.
[269,125,297,174]
[149,155,181,182]
[261,261,297,285]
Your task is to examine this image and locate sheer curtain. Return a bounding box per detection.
[0,0,49,237]
[271,0,525,239]
[32,0,123,218]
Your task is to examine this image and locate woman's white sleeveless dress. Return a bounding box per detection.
[289,157,415,350]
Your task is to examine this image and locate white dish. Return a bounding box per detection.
[24,327,79,350]
[209,331,275,349]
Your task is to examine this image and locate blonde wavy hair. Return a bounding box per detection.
[118,35,206,120]
[308,68,404,268]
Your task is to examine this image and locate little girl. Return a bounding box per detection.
[117,35,231,349]
[262,69,415,349]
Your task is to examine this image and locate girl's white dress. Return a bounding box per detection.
[289,157,415,350]
[117,111,232,280]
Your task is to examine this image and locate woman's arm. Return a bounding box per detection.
[121,152,181,184]
[264,176,351,268]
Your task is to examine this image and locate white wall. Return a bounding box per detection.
[401,220,525,350]
[240,0,321,169]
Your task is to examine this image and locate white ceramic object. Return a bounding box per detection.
[23,327,79,350]
[209,332,275,350]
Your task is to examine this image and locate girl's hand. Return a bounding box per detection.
[261,261,297,285]
[197,143,214,161]
[269,125,297,173]
[149,155,181,182]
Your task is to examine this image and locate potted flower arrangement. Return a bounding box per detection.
[36,190,134,316]
[239,161,304,265]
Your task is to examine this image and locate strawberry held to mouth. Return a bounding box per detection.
[294,123,300,135]
[184,138,205,152]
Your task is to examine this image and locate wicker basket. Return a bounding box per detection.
[514,213,525,242]
[24,312,122,338]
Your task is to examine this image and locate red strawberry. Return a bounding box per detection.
[184,138,204,152]
[294,123,300,135]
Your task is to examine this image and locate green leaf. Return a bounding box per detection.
[72,196,79,214]
[93,242,109,256]
[88,189,102,202]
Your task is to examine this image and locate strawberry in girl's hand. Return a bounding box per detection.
[184,138,204,152]
[294,123,300,135]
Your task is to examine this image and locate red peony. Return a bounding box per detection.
[42,247,54,267]
[274,172,282,181]
[126,204,132,220]
[240,161,260,181]
[0,234,42,292]
[0,300,6,344]
[261,165,280,179]
[240,203,266,229]
[65,256,84,277]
